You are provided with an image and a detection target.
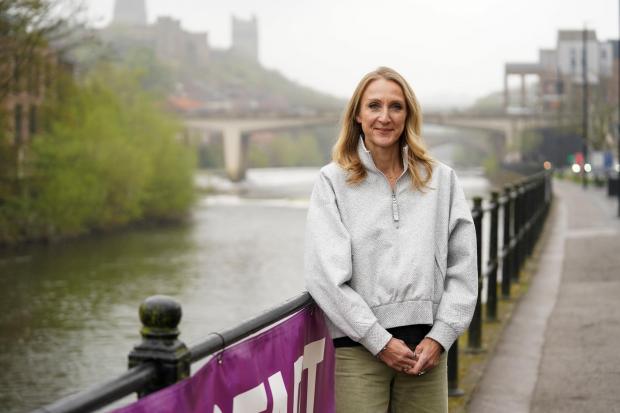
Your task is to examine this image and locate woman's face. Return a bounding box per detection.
[355,78,407,153]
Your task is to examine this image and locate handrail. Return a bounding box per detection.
[189,291,313,362]
[31,363,157,413]
[31,292,314,413]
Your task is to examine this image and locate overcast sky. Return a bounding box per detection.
[83,0,618,107]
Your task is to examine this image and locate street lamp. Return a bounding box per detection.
[618,1,620,216]
[582,26,589,189]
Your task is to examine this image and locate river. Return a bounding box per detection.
[0,126,494,412]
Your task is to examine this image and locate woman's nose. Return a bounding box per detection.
[378,108,390,122]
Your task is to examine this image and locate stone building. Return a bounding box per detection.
[1,50,59,147]
[103,0,210,67]
[0,46,67,181]
[152,17,209,67]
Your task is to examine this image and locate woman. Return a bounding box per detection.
[304,67,477,412]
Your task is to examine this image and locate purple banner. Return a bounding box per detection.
[113,305,334,413]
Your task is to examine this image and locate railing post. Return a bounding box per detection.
[524,182,532,258]
[448,340,465,397]
[128,295,191,398]
[501,184,512,299]
[528,180,536,256]
[536,176,545,240]
[487,191,499,322]
[518,183,527,273]
[467,197,483,352]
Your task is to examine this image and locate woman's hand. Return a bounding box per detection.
[377,338,417,373]
[409,337,444,376]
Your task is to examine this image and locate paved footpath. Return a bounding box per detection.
[468,179,620,413]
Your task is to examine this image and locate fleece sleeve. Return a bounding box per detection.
[426,170,478,352]
[304,172,392,356]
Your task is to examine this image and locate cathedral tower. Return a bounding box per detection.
[112,0,148,26]
[231,15,258,62]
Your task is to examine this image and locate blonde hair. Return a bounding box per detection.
[332,66,433,190]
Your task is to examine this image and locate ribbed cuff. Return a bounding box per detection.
[359,321,392,356]
[426,320,458,352]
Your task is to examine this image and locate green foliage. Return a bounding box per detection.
[0,66,195,244]
[0,0,80,100]
[197,141,224,168]
[247,132,325,168]
[518,130,543,154]
[183,53,344,113]
[483,156,499,175]
[467,91,504,115]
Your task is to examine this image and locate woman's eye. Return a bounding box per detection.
[391,103,403,110]
[368,102,380,110]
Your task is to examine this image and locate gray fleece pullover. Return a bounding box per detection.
[304,138,478,355]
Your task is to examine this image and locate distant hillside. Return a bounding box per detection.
[80,26,345,117]
[466,84,540,116]
[466,90,504,115]
[178,50,345,116]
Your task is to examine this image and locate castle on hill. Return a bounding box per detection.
[101,0,259,68]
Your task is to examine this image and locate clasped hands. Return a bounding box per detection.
[376,337,443,376]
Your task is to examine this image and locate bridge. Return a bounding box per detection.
[185,116,339,181]
[185,113,560,181]
[424,113,558,162]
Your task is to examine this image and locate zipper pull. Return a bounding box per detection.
[391,192,399,227]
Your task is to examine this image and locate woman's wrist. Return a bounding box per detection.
[376,338,392,359]
[376,345,388,358]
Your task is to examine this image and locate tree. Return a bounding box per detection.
[0,0,84,100]
[25,65,195,239]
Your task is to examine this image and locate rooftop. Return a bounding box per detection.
[558,30,597,42]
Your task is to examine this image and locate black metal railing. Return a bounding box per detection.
[448,170,552,396]
[32,171,553,412]
[32,293,314,413]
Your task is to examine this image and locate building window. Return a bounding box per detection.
[29,106,37,136]
[14,105,23,145]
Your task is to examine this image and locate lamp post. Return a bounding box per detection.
[582,26,589,189]
[618,1,620,216]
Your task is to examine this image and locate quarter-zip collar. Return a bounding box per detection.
[358,135,409,181]
[358,136,408,228]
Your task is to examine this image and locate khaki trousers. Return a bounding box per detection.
[335,346,448,413]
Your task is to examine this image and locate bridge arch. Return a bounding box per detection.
[185,116,339,181]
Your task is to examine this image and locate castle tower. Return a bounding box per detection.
[112,0,148,26]
[231,15,258,62]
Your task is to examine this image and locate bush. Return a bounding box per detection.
[0,67,195,244]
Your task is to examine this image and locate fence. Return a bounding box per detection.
[32,293,314,413]
[32,170,553,413]
[449,170,552,395]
